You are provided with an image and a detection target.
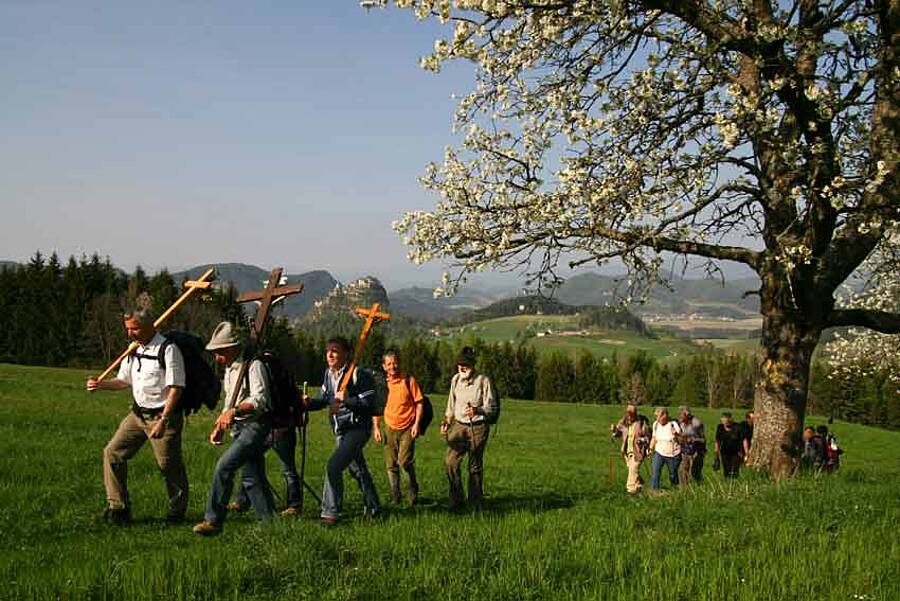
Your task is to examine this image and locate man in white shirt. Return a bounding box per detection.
[86,309,187,525]
[193,322,276,536]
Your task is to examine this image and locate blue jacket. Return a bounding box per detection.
[307,365,376,434]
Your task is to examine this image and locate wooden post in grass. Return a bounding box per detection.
[94,267,216,382]
[332,302,391,414]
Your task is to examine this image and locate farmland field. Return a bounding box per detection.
[444,315,704,359]
[2,363,898,600]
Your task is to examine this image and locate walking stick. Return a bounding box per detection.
[299,381,309,510]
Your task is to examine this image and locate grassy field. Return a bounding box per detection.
[444,315,702,359]
[2,363,898,600]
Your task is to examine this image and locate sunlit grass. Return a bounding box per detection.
[1,363,897,600]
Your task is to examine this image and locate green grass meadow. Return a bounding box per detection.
[449,315,702,359]
[2,363,898,600]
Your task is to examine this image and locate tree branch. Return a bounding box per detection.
[827,309,900,334]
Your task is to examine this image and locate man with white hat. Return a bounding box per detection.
[192,322,276,536]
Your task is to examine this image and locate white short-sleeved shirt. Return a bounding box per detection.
[653,419,683,458]
[116,332,185,409]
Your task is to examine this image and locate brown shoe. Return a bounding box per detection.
[226,502,246,512]
[320,516,338,527]
[192,520,220,536]
[281,507,300,517]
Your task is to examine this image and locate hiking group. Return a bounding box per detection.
[610,403,842,494]
[86,309,498,534]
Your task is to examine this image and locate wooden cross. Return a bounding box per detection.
[225,267,303,409]
[333,302,391,412]
[235,267,304,344]
[96,267,216,382]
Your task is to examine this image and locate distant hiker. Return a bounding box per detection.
[676,406,706,485]
[193,322,276,536]
[610,403,651,494]
[373,349,425,505]
[302,336,381,526]
[648,407,682,491]
[86,309,188,525]
[440,346,498,510]
[801,426,826,471]
[714,412,744,479]
[741,411,755,462]
[816,425,843,473]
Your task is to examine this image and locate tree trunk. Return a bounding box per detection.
[747,269,823,479]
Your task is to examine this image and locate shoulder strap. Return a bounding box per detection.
[157,336,171,369]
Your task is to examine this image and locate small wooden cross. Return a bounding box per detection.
[333,302,391,411]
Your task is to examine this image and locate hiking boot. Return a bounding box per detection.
[192,520,220,536]
[104,507,131,526]
[280,506,301,517]
[406,467,419,506]
[320,516,338,527]
[387,471,401,505]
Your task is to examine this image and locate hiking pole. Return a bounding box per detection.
[298,381,321,508]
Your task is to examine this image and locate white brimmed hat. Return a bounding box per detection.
[206,321,241,351]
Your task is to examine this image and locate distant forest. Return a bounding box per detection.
[2,252,897,430]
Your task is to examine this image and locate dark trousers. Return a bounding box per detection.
[321,427,380,519]
[722,453,742,479]
[235,426,301,509]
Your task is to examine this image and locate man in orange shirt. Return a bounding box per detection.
[373,349,425,505]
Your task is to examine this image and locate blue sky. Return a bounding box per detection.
[0,1,486,288]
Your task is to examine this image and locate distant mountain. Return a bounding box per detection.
[557,272,760,317]
[172,263,338,319]
[388,286,506,321]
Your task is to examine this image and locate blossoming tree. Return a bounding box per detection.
[381,0,899,478]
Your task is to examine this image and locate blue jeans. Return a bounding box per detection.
[650,452,681,490]
[234,426,301,510]
[321,427,380,519]
[204,420,275,525]
[269,426,301,508]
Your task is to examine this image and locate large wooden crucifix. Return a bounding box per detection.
[95,267,217,382]
[225,267,304,409]
[333,302,391,413]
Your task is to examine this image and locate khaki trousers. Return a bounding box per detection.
[103,411,188,516]
[624,454,643,493]
[445,422,489,508]
[384,426,416,474]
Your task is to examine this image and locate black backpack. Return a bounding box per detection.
[255,351,300,428]
[158,331,221,415]
[403,376,434,436]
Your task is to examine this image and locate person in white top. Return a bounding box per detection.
[648,407,683,491]
[86,309,187,525]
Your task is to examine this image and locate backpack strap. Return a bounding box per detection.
[156,336,171,370]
